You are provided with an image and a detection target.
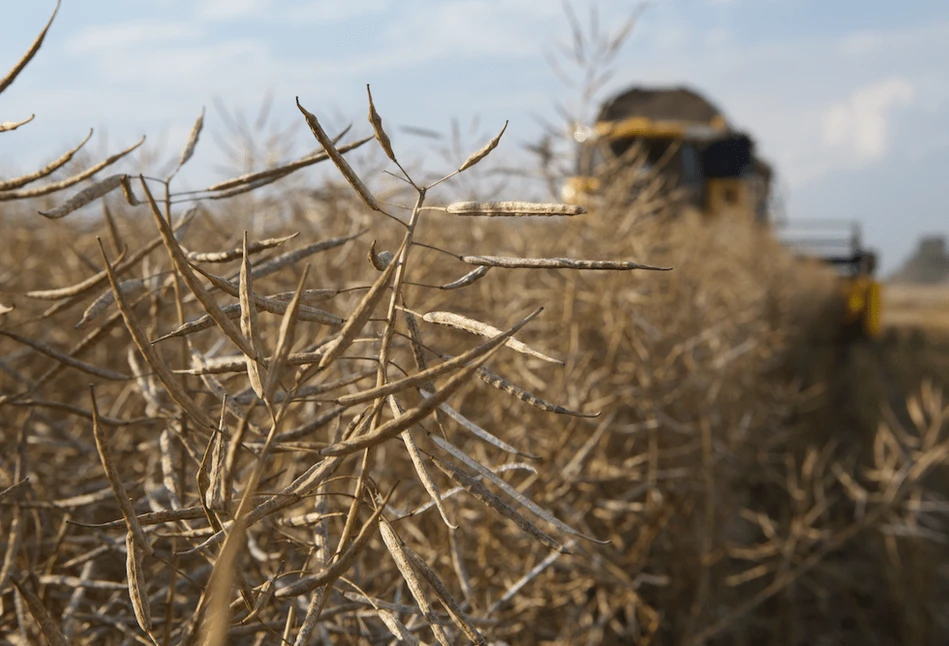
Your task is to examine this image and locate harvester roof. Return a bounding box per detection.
[597,86,727,127]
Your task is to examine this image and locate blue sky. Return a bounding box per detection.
[2,0,947,274]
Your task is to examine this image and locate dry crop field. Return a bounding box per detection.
[2,5,949,646]
[883,283,949,334]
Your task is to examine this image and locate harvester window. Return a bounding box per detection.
[703,134,753,178]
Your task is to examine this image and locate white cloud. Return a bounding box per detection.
[822,78,916,160]
[197,0,273,21]
[65,21,201,54]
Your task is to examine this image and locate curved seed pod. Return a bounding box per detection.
[1,137,145,202]
[9,578,70,646]
[430,455,569,554]
[268,288,340,304]
[187,232,298,263]
[440,265,490,290]
[263,265,310,401]
[125,531,152,633]
[403,546,487,646]
[38,174,125,219]
[97,239,219,431]
[0,0,60,95]
[90,387,153,555]
[423,310,563,365]
[458,120,508,172]
[335,325,531,409]
[420,393,538,458]
[297,97,381,212]
[0,329,129,381]
[0,129,92,192]
[368,240,393,270]
[247,231,363,280]
[379,521,453,646]
[472,364,600,417]
[139,178,258,360]
[366,85,395,161]
[432,434,609,545]
[0,115,34,133]
[120,175,139,205]
[461,254,672,271]
[170,106,204,178]
[318,238,404,369]
[202,135,372,193]
[388,395,457,530]
[190,263,343,327]
[240,232,266,398]
[446,201,586,217]
[76,279,146,329]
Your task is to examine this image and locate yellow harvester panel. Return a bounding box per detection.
[842,277,882,338]
[705,178,753,218]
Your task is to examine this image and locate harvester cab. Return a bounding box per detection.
[774,219,882,339]
[563,86,773,222]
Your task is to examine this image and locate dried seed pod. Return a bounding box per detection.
[97,239,219,431]
[458,120,508,172]
[120,174,139,205]
[432,434,608,544]
[423,310,563,365]
[9,578,70,646]
[462,254,672,271]
[0,115,34,133]
[1,137,144,202]
[248,231,363,280]
[0,129,92,192]
[38,174,125,219]
[0,0,60,95]
[239,233,266,398]
[187,232,298,263]
[446,200,586,217]
[366,84,396,161]
[403,546,487,645]
[297,97,381,212]
[431,455,569,554]
[125,530,152,633]
[368,240,393,270]
[473,364,600,417]
[379,521,453,646]
[0,329,129,381]
[388,395,457,530]
[90,387,153,555]
[202,136,372,193]
[76,279,147,329]
[440,265,490,290]
[172,105,204,177]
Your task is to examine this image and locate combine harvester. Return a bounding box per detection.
[563,85,881,340]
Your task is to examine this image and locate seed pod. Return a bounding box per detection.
[458,120,508,171]
[39,174,125,219]
[125,531,152,633]
[446,201,586,217]
[366,85,396,161]
[461,255,672,271]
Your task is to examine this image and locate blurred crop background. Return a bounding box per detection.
[2,1,949,645]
